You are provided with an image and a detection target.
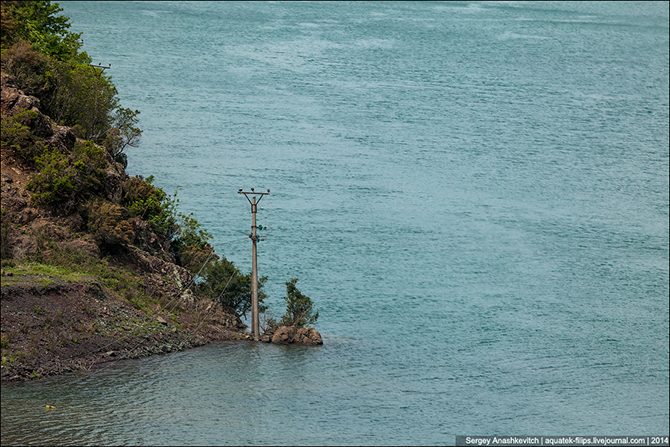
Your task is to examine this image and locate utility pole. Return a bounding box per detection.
[238,188,270,341]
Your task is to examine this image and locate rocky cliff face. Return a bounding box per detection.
[1,76,248,381]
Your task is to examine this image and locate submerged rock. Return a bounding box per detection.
[270,325,322,346]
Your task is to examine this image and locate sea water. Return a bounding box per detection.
[1,2,668,445]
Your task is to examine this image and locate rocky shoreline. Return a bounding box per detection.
[0,280,250,382]
[0,277,323,382]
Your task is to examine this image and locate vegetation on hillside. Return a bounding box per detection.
[1,1,320,341]
[0,1,267,322]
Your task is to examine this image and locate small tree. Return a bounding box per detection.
[103,107,142,167]
[44,61,118,141]
[280,277,318,328]
[197,257,267,320]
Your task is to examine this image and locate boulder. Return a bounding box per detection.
[0,85,39,114]
[271,325,296,344]
[294,327,323,346]
[46,125,76,152]
[270,325,322,346]
[26,108,53,138]
[0,86,52,137]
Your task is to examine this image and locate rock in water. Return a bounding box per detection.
[270,326,322,345]
[295,327,323,345]
[271,326,296,344]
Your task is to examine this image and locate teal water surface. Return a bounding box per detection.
[1,2,668,445]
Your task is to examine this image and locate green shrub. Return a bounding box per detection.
[71,139,108,193]
[279,278,318,328]
[175,213,212,250]
[121,178,214,269]
[170,212,213,272]
[1,2,141,158]
[0,109,47,163]
[0,40,51,97]
[86,200,134,248]
[197,257,267,319]
[147,190,180,239]
[0,2,18,48]
[27,149,75,208]
[0,112,32,152]
[121,176,178,238]
[27,140,108,212]
[122,176,166,219]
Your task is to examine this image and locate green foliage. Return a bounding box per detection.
[27,141,108,212]
[122,176,163,217]
[171,212,213,273]
[197,257,267,319]
[0,112,32,152]
[0,3,19,48]
[71,139,108,191]
[103,107,142,167]
[0,1,87,62]
[280,278,318,328]
[27,149,74,208]
[1,2,140,158]
[0,37,117,145]
[44,61,118,142]
[122,179,212,270]
[0,109,47,163]
[0,40,51,97]
[120,176,186,242]
[119,178,216,271]
[148,190,180,239]
[176,213,212,250]
[86,200,134,248]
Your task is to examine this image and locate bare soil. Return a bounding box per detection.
[0,279,249,381]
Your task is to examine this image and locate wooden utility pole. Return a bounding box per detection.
[238,188,270,341]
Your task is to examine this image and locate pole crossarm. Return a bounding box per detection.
[89,63,111,71]
[238,189,270,204]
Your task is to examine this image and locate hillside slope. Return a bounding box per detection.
[0,76,249,381]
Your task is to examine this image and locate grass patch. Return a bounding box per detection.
[2,251,164,316]
[1,354,18,367]
[2,262,93,285]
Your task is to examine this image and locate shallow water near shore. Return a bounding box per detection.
[2,1,669,445]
